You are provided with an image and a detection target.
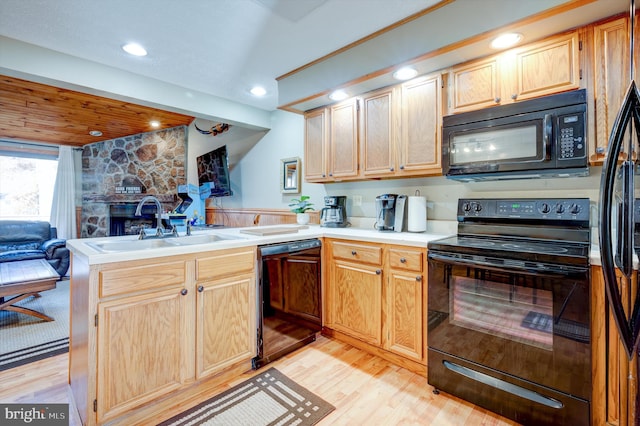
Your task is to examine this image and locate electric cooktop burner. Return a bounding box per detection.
[429,235,588,266]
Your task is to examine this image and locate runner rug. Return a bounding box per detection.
[0,279,69,371]
[158,368,335,426]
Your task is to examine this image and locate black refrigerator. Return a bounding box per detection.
[598,0,640,422]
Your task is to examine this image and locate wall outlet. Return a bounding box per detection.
[353,195,362,206]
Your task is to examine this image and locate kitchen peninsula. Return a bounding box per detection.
[66,225,448,425]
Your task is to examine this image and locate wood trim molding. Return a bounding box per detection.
[205,207,320,227]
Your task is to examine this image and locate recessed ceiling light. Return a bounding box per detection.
[393,67,418,81]
[89,130,103,137]
[329,90,348,101]
[150,120,160,128]
[250,86,267,97]
[491,33,522,49]
[122,42,147,57]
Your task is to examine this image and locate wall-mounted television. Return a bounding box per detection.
[196,145,233,197]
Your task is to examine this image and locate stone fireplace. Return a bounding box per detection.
[81,126,187,238]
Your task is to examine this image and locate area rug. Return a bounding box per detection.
[0,279,69,371]
[158,368,335,426]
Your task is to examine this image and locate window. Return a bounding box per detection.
[0,155,58,220]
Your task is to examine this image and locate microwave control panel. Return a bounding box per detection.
[557,112,586,160]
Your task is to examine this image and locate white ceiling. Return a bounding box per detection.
[0,0,441,112]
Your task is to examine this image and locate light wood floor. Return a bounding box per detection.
[0,335,518,425]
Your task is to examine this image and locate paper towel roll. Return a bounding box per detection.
[407,196,427,232]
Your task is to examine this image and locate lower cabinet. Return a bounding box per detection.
[97,287,191,421]
[386,247,424,362]
[325,239,426,372]
[71,246,256,425]
[196,273,255,379]
[591,265,637,426]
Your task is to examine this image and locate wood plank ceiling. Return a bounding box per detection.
[0,75,195,148]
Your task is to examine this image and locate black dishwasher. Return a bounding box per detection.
[252,239,322,369]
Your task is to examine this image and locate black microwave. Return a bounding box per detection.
[442,89,588,182]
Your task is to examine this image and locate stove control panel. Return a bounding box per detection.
[458,198,590,222]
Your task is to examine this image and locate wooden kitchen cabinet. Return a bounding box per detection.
[304,98,359,182]
[304,107,328,181]
[591,265,637,426]
[361,75,443,178]
[96,260,190,423]
[398,73,443,176]
[589,15,638,164]
[385,247,425,362]
[448,31,580,114]
[328,98,360,180]
[304,73,443,182]
[327,240,383,345]
[324,239,427,373]
[360,86,398,178]
[195,248,256,379]
[70,247,256,426]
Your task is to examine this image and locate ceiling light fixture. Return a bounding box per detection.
[122,42,148,57]
[393,67,418,80]
[329,90,348,101]
[150,120,160,128]
[89,130,103,137]
[491,33,522,49]
[250,86,267,97]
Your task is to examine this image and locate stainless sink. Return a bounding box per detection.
[164,234,237,246]
[86,233,240,253]
[86,239,176,253]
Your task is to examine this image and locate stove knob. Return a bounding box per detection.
[569,203,581,215]
[555,204,566,214]
[473,203,482,213]
[539,203,551,214]
[462,202,472,212]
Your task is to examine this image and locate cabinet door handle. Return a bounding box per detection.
[400,257,407,263]
[596,147,605,154]
[416,276,422,282]
[390,167,394,171]
[511,93,518,100]
[198,285,204,292]
[181,289,188,296]
[351,250,357,256]
[400,165,405,170]
[376,269,381,275]
[494,97,501,103]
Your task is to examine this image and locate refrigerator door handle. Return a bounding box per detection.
[614,161,634,278]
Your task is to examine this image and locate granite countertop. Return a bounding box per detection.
[66,224,453,265]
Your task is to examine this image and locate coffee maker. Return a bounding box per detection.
[375,194,407,232]
[320,196,348,228]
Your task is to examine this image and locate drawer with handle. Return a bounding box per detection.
[331,241,382,265]
[388,248,423,272]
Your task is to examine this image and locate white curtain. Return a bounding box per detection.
[50,146,77,239]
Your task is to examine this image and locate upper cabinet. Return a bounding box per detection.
[589,15,638,164]
[398,73,442,176]
[360,86,398,178]
[304,99,359,183]
[304,72,443,183]
[448,31,581,114]
[329,98,360,180]
[303,107,328,181]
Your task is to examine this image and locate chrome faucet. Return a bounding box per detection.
[135,196,164,237]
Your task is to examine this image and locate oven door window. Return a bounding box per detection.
[450,273,553,350]
[449,123,541,166]
[428,253,590,400]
